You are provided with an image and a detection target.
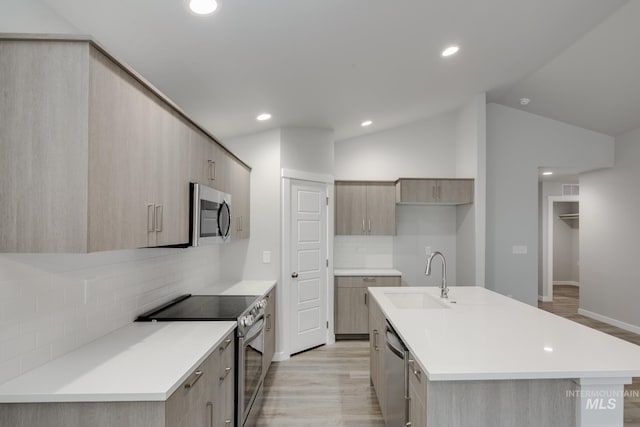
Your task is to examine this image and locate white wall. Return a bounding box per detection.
[580,126,640,330]
[280,127,334,176]
[393,205,457,287]
[0,246,221,384]
[334,111,458,181]
[0,0,79,33]
[334,236,393,269]
[455,94,486,286]
[221,129,281,282]
[486,103,614,305]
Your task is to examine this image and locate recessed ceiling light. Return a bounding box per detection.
[187,0,218,15]
[361,120,373,127]
[441,46,459,57]
[542,171,553,176]
[543,346,553,352]
[520,98,531,106]
[256,113,271,121]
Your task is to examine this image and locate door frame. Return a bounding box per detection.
[545,195,579,301]
[281,168,334,361]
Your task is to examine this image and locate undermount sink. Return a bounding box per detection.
[385,292,450,309]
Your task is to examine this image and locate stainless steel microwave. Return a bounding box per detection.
[190,183,232,246]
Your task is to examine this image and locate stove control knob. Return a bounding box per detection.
[257,299,267,309]
[242,314,254,327]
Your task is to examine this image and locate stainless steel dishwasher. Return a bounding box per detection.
[385,321,409,427]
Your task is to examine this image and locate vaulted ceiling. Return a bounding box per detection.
[39,0,631,140]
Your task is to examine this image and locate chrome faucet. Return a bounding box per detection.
[425,251,448,298]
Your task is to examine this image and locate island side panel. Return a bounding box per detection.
[426,378,577,426]
[0,401,165,427]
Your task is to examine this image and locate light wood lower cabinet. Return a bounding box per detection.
[407,350,426,427]
[0,330,236,427]
[334,276,400,336]
[263,287,276,378]
[369,297,387,418]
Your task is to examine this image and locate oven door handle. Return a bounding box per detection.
[242,317,265,345]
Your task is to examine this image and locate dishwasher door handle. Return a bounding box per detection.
[385,325,406,358]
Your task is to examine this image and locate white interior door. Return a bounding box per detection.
[290,180,327,354]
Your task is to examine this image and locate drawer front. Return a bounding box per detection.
[214,331,235,427]
[407,352,426,404]
[336,276,401,288]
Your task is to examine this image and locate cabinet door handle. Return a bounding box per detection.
[437,185,441,200]
[408,359,422,382]
[364,292,368,306]
[373,329,379,351]
[240,216,243,232]
[225,420,232,426]
[207,402,213,427]
[209,160,216,181]
[266,313,271,331]
[368,218,371,233]
[154,204,163,232]
[219,367,232,383]
[184,370,203,389]
[406,396,412,426]
[362,218,365,233]
[363,277,377,283]
[219,338,232,353]
[432,186,436,199]
[147,204,155,232]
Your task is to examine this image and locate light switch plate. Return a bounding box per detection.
[262,251,271,264]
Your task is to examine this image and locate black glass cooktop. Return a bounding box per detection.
[136,294,259,321]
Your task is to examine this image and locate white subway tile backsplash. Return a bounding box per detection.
[0,245,222,383]
[334,236,394,268]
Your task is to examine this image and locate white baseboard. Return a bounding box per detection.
[272,351,289,363]
[538,295,553,302]
[553,281,579,287]
[578,308,640,335]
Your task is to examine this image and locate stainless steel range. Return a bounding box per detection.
[137,294,267,427]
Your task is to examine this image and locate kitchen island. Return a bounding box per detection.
[369,286,640,427]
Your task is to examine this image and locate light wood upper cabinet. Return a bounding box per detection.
[88,48,190,250]
[0,37,250,252]
[335,181,396,236]
[396,178,474,205]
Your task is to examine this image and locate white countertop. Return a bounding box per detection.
[194,280,276,297]
[0,322,236,403]
[369,286,640,381]
[334,269,402,277]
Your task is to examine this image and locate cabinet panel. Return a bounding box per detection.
[88,47,151,251]
[366,183,396,235]
[335,182,367,235]
[396,178,474,205]
[263,287,276,379]
[0,40,90,253]
[165,353,214,427]
[437,179,474,204]
[369,298,386,417]
[397,179,438,203]
[213,331,235,427]
[230,158,251,240]
[335,287,369,334]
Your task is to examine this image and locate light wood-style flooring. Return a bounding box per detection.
[256,285,640,426]
[255,341,384,426]
[539,285,640,426]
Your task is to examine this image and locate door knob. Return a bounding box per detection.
[291,272,298,278]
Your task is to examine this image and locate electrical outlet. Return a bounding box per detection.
[262,251,271,264]
[425,246,432,256]
[512,245,528,255]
